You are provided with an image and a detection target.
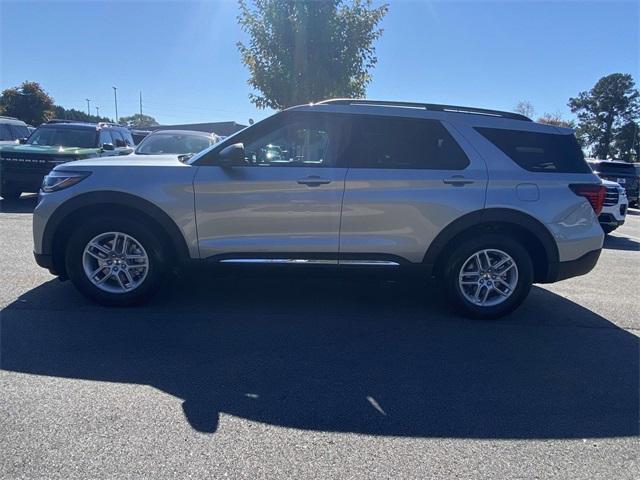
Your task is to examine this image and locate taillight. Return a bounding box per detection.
[569,184,606,215]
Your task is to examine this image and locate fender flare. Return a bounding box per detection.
[423,208,559,275]
[42,191,191,261]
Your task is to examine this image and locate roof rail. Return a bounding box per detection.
[315,99,532,121]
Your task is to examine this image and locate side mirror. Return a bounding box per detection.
[218,143,245,166]
[102,143,115,151]
[18,138,27,144]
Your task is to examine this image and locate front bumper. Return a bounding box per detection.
[598,212,625,228]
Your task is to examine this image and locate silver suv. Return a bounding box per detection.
[32,99,605,318]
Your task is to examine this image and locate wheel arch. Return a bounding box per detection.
[43,191,191,278]
[424,208,559,283]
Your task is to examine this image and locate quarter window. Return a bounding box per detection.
[475,127,591,173]
[344,116,470,170]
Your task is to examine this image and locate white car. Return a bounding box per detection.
[0,116,30,144]
[599,180,628,234]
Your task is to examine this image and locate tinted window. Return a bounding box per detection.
[593,162,635,175]
[344,116,469,170]
[110,129,126,147]
[9,125,29,139]
[0,124,13,141]
[120,129,134,146]
[99,130,113,145]
[28,127,97,148]
[237,114,334,167]
[476,127,591,173]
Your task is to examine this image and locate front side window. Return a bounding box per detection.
[99,130,113,146]
[0,124,13,141]
[344,116,470,170]
[110,129,126,147]
[9,125,29,139]
[28,127,97,148]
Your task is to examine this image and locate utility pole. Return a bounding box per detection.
[139,91,143,116]
[85,99,91,116]
[112,86,118,124]
[95,106,100,118]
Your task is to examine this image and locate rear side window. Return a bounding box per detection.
[344,116,470,170]
[476,127,590,173]
[9,125,29,138]
[0,124,13,140]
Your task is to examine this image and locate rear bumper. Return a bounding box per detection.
[544,249,601,283]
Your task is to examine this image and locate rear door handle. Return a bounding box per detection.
[443,175,474,186]
[297,176,331,187]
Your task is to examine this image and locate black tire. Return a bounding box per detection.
[442,234,533,320]
[602,225,616,234]
[0,185,21,201]
[65,216,168,306]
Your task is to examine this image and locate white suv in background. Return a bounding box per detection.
[0,116,31,144]
[32,99,606,318]
[599,180,628,234]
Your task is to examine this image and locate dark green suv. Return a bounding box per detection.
[0,120,134,199]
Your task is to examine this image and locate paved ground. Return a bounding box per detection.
[1,196,638,479]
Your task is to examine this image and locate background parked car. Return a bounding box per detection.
[599,180,628,234]
[0,120,134,200]
[589,159,639,207]
[130,129,152,145]
[0,116,31,144]
[134,129,220,156]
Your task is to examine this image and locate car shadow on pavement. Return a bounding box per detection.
[0,195,37,213]
[603,234,640,251]
[1,273,638,439]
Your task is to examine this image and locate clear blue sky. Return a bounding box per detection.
[1,0,637,125]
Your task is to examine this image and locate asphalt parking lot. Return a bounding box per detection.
[1,196,638,479]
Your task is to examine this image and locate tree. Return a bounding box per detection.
[0,81,55,125]
[52,105,113,123]
[569,73,640,160]
[118,114,159,128]
[237,0,388,110]
[613,121,639,162]
[514,100,535,119]
[537,112,575,129]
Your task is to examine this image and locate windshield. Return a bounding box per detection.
[28,127,97,148]
[135,133,214,155]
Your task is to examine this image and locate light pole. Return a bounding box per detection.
[85,98,91,116]
[95,106,100,118]
[112,86,118,123]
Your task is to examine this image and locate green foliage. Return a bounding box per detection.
[536,112,575,129]
[613,121,639,162]
[569,73,640,160]
[52,105,113,124]
[118,114,159,128]
[0,81,55,125]
[514,101,535,119]
[237,0,388,109]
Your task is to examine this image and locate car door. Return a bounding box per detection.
[193,111,348,261]
[338,114,488,264]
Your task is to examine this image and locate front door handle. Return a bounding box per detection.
[443,175,474,186]
[297,176,331,187]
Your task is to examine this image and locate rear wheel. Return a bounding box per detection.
[443,234,533,319]
[65,217,168,306]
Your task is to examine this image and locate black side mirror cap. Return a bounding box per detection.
[18,138,27,144]
[102,143,115,151]
[218,143,245,166]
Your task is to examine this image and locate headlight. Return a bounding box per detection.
[41,170,91,193]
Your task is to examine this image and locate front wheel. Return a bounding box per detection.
[65,217,168,306]
[443,234,533,319]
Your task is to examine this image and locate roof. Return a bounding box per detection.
[0,116,29,126]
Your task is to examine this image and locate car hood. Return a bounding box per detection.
[57,154,187,169]
[0,143,99,156]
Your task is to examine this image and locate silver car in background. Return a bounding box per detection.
[32,99,605,318]
[134,129,220,157]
